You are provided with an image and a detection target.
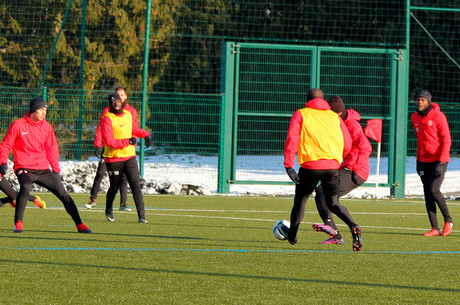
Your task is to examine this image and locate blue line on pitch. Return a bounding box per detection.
[0,247,459,254]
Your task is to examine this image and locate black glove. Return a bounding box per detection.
[144,135,152,148]
[433,162,446,178]
[351,171,358,185]
[95,147,102,159]
[286,167,300,184]
[129,137,137,145]
[0,163,7,175]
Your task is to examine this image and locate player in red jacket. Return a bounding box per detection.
[85,87,133,211]
[0,97,91,233]
[313,96,372,245]
[411,90,453,236]
[283,89,363,252]
[101,93,151,223]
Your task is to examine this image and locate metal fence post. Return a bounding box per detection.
[139,0,152,177]
[77,0,87,160]
[218,42,236,193]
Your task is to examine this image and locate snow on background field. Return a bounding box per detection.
[69,155,460,199]
[4,155,459,199]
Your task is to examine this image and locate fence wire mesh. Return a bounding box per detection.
[0,1,459,196]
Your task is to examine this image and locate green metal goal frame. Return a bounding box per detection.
[219,42,408,198]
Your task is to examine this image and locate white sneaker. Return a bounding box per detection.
[119,205,132,212]
[85,200,96,209]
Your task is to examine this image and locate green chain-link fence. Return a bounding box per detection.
[0,1,459,196]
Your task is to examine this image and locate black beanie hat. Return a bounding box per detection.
[29,97,48,113]
[328,95,346,114]
[416,90,432,104]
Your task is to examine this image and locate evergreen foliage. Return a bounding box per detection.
[0,1,459,158]
[1,1,458,97]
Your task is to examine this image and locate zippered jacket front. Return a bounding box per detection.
[0,112,60,172]
[411,103,451,163]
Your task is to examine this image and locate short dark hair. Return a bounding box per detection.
[306,88,324,101]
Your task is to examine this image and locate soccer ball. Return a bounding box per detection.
[273,220,290,240]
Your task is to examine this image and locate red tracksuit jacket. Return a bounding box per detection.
[340,109,372,181]
[0,112,60,172]
[411,103,451,163]
[94,103,138,148]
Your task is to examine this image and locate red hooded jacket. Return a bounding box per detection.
[411,103,451,163]
[340,109,372,180]
[0,112,60,172]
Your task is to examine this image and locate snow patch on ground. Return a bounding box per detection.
[2,155,459,199]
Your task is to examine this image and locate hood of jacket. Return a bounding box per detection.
[305,97,331,110]
[344,109,361,123]
[24,111,47,126]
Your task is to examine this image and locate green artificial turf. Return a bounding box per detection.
[0,194,458,304]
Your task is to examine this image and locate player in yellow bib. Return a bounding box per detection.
[283,89,363,252]
[101,93,151,223]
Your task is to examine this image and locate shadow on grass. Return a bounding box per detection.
[0,258,458,293]
[364,230,423,237]
[0,229,342,253]
[0,230,292,251]
[0,230,205,241]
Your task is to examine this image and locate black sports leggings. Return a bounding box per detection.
[314,168,364,236]
[105,157,145,219]
[0,175,35,204]
[416,161,452,230]
[90,158,128,204]
[15,169,82,225]
[289,168,356,238]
